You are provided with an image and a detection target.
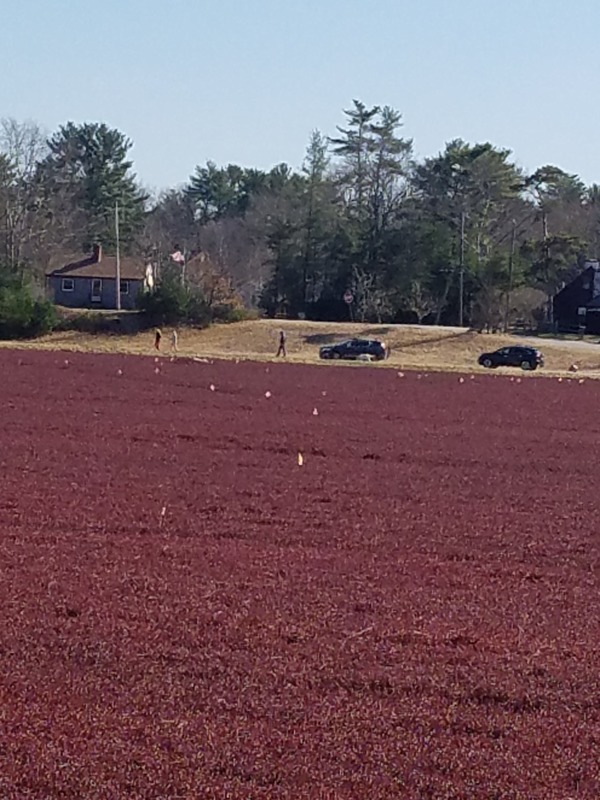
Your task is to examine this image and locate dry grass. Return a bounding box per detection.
[2,319,600,376]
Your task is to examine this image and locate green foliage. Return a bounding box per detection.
[0,270,56,339]
[330,101,412,244]
[259,218,303,317]
[522,234,584,294]
[44,122,146,250]
[185,162,298,224]
[186,162,257,222]
[138,278,211,328]
[211,304,256,324]
[139,278,252,327]
[4,103,600,334]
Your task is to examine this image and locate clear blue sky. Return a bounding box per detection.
[2,0,599,192]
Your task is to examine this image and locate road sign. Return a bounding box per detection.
[343,290,354,305]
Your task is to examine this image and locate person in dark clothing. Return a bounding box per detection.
[276,329,287,357]
[154,328,162,351]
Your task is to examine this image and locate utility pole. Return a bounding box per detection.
[115,201,121,311]
[459,210,465,327]
[504,220,517,332]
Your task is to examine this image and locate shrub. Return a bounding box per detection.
[28,297,58,337]
[211,304,256,324]
[138,279,211,328]
[0,283,56,339]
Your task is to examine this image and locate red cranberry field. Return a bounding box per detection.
[0,350,599,799]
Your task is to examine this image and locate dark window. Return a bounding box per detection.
[120,280,130,295]
[91,279,102,301]
[62,278,74,292]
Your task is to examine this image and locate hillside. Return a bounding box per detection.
[2,320,600,375]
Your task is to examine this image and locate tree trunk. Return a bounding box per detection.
[434,271,453,325]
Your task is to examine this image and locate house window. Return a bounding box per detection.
[91,279,102,302]
[62,278,75,292]
[120,280,130,295]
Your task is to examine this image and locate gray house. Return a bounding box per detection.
[46,245,154,310]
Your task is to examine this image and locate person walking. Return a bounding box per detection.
[171,329,178,353]
[276,329,287,358]
[154,328,162,351]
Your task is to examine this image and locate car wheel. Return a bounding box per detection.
[521,360,532,371]
[482,358,493,369]
[332,352,341,360]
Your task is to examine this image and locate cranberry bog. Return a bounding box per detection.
[0,351,599,799]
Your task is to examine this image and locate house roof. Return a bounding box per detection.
[46,253,148,281]
[554,264,600,301]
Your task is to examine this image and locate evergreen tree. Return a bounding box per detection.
[44,122,146,251]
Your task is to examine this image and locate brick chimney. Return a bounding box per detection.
[92,243,102,263]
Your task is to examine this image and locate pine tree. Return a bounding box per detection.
[45,122,146,251]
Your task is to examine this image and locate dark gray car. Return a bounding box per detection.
[319,338,389,361]
[478,346,544,371]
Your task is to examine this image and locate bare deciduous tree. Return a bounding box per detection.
[0,118,48,269]
[200,216,270,306]
[352,266,391,323]
[406,280,436,323]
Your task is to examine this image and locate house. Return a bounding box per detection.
[553,260,600,333]
[46,245,154,310]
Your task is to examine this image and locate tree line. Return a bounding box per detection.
[1,102,599,331]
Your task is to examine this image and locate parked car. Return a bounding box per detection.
[319,338,389,361]
[478,346,544,371]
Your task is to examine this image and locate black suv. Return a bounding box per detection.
[478,346,544,371]
[319,338,389,361]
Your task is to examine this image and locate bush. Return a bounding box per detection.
[138,279,211,328]
[211,304,256,324]
[29,297,58,337]
[0,284,56,339]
